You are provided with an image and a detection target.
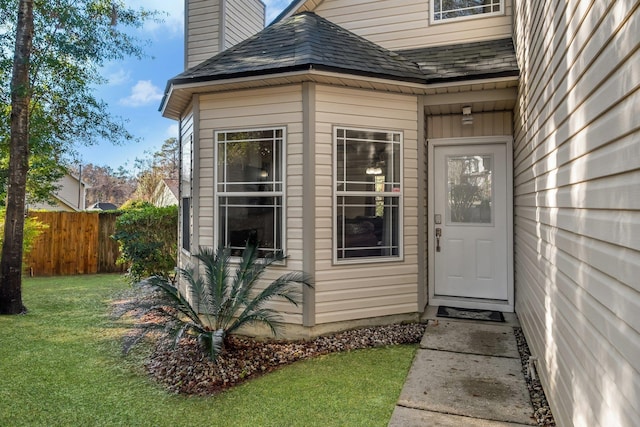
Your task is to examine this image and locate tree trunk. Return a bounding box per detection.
[0,0,34,314]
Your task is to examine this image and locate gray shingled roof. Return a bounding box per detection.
[398,39,519,83]
[167,12,518,91]
[170,12,426,86]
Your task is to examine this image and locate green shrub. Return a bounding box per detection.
[0,209,48,266]
[113,205,178,282]
[148,243,312,361]
[119,199,153,210]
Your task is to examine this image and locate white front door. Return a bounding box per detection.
[432,142,511,304]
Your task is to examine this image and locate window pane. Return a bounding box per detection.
[446,155,493,224]
[336,129,401,193]
[218,196,282,257]
[217,130,282,193]
[216,128,284,256]
[181,197,191,251]
[335,127,402,261]
[181,134,192,197]
[336,196,400,259]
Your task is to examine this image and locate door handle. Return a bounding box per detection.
[435,228,442,252]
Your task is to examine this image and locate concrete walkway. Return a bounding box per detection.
[388,307,536,426]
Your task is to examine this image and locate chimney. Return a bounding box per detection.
[184,0,266,70]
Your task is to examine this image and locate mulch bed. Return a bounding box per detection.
[112,283,426,396]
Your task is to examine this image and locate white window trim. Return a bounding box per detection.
[214,126,287,259]
[430,0,505,25]
[333,126,404,265]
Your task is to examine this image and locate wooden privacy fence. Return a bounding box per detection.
[25,211,126,276]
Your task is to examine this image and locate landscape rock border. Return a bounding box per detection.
[514,327,556,426]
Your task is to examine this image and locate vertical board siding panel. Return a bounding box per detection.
[513,0,640,425]
[314,85,419,323]
[427,112,514,139]
[314,0,513,50]
[25,212,102,276]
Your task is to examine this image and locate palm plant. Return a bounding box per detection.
[148,243,312,361]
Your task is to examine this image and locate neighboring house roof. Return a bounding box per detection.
[152,179,179,207]
[28,172,89,212]
[398,38,519,83]
[164,179,179,199]
[88,202,118,211]
[167,12,426,88]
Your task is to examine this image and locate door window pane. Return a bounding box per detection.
[446,154,493,224]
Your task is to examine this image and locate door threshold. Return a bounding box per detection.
[428,295,514,313]
[422,305,520,327]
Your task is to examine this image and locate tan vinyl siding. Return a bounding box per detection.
[197,86,305,323]
[513,1,639,426]
[186,0,264,69]
[185,0,221,68]
[314,85,419,324]
[223,0,265,50]
[313,0,512,50]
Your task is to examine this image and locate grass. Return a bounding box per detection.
[0,274,417,426]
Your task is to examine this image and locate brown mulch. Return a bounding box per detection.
[112,283,427,396]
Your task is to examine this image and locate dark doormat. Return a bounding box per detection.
[437,306,505,322]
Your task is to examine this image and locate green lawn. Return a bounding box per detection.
[0,274,416,426]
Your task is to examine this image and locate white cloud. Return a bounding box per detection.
[106,68,131,86]
[119,80,163,107]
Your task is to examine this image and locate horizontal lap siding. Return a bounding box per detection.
[198,86,305,323]
[513,1,640,426]
[314,85,419,324]
[186,0,220,68]
[223,0,264,50]
[314,0,512,50]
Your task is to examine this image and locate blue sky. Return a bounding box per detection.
[77,0,291,174]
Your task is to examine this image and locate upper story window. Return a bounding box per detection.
[215,128,285,258]
[432,0,503,23]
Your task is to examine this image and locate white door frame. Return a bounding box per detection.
[427,136,514,312]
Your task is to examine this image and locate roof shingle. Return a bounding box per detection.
[166,12,519,89]
[398,39,519,83]
[170,12,426,86]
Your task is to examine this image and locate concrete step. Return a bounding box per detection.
[421,320,520,359]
